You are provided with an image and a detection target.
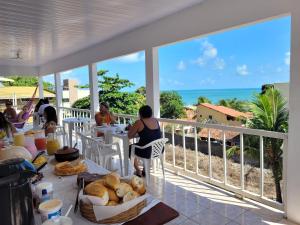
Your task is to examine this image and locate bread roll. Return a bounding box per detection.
[115,182,133,198]
[131,175,146,195]
[84,181,109,206]
[104,173,120,190]
[107,188,119,202]
[123,190,139,203]
[107,201,119,206]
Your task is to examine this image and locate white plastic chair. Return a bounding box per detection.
[77,132,123,176]
[131,138,168,185]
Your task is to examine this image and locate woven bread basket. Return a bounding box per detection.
[79,199,146,224]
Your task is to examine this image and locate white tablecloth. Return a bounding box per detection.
[34,158,159,225]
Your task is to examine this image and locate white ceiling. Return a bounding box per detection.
[0,0,203,67]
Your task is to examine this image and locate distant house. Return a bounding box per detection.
[184,106,196,120]
[199,128,240,146]
[196,103,251,126]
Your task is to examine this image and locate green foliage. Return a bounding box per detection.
[2,76,54,92]
[160,91,185,119]
[72,70,145,115]
[197,96,212,104]
[135,86,146,96]
[218,98,250,112]
[227,89,288,203]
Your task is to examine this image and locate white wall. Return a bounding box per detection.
[286,0,300,223]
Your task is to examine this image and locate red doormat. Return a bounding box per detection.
[123,202,179,225]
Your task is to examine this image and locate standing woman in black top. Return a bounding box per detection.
[128,105,162,177]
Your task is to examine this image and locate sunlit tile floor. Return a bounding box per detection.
[144,170,299,225]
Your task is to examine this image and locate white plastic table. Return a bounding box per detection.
[94,124,131,176]
[62,117,91,147]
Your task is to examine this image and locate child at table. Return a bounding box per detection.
[0,112,16,141]
[43,106,57,136]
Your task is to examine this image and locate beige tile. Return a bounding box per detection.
[164,214,188,225]
[278,219,300,225]
[191,208,230,225]
[210,202,248,220]
[233,210,275,225]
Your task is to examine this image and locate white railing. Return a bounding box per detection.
[57,107,288,211]
[59,107,91,121]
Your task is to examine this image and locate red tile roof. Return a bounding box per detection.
[199,103,251,119]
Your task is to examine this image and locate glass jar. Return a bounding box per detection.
[46,133,60,155]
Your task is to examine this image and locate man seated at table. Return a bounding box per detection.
[95,102,116,136]
[3,100,17,122]
[127,105,162,177]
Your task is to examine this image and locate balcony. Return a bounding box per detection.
[0,0,300,223]
[58,107,290,222]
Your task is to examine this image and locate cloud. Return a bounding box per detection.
[285,52,290,66]
[177,60,186,71]
[236,64,249,75]
[116,52,145,63]
[193,39,225,69]
[276,67,283,73]
[61,70,73,75]
[167,79,184,86]
[214,58,226,70]
[199,78,216,86]
[202,40,218,58]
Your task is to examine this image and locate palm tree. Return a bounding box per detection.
[247,88,288,203]
[218,98,249,112]
[197,96,211,104]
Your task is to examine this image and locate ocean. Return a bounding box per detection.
[171,88,261,106]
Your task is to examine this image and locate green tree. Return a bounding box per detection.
[228,89,288,203]
[218,98,250,112]
[2,76,54,92]
[246,88,288,203]
[160,91,185,119]
[135,86,146,96]
[72,70,145,115]
[197,96,211,104]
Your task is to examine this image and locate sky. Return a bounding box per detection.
[43,16,291,91]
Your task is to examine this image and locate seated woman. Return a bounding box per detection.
[95,102,116,136]
[127,105,162,177]
[16,105,30,123]
[42,106,57,136]
[3,100,17,122]
[0,112,16,140]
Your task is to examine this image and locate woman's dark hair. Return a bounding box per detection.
[43,98,49,104]
[100,102,109,110]
[0,112,13,137]
[44,106,57,124]
[34,99,44,112]
[139,105,153,118]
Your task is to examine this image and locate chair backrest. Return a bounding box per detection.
[150,138,169,159]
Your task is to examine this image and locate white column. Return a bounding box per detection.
[38,76,44,99]
[89,63,99,118]
[145,47,160,118]
[54,72,63,124]
[287,2,300,223]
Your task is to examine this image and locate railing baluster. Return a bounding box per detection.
[162,123,165,163]
[260,136,264,197]
[240,133,245,190]
[194,126,198,175]
[183,126,186,171]
[172,124,175,167]
[283,138,288,214]
[208,129,212,179]
[223,131,227,185]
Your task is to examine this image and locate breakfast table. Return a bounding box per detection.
[62,117,91,147]
[33,158,178,225]
[94,124,132,176]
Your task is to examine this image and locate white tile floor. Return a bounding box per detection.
[144,170,299,225]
